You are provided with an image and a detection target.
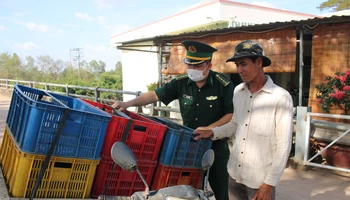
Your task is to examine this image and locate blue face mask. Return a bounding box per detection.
[187,66,208,82]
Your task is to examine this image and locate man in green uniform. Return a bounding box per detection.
[112,40,234,200]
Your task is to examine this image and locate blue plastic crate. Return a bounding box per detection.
[6,84,111,159]
[141,115,212,168]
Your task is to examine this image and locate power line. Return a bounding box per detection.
[69,48,84,79]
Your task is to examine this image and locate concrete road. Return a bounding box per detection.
[0,91,11,199]
[0,90,349,200]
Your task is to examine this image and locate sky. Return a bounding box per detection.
[0,0,331,71]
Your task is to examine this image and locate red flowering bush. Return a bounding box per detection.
[315,69,350,115]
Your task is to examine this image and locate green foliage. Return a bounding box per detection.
[89,60,106,73]
[0,51,124,100]
[115,61,122,71]
[315,69,350,115]
[146,82,158,91]
[0,52,22,79]
[318,0,350,11]
[97,72,123,100]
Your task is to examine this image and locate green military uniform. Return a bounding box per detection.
[155,70,233,200]
[154,40,233,200]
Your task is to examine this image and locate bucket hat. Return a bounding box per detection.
[226,40,271,67]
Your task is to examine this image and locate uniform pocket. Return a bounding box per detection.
[181,97,193,106]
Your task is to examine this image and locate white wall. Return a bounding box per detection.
[122,49,159,102]
[111,2,221,44]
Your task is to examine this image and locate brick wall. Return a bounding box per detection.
[309,22,350,114]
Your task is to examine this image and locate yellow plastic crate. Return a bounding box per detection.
[0,125,100,198]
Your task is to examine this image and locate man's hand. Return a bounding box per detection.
[193,127,214,140]
[111,101,128,111]
[252,183,273,200]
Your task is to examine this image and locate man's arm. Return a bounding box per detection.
[264,93,294,186]
[206,113,232,129]
[112,91,159,110]
[194,114,236,140]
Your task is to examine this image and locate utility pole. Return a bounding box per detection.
[69,48,83,79]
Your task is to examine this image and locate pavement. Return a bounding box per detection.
[0,90,349,200]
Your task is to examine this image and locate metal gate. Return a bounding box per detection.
[304,112,350,173]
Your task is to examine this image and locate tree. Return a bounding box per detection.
[89,60,105,73]
[22,56,41,81]
[115,61,122,82]
[318,0,350,12]
[97,71,123,100]
[0,52,22,79]
[98,61,106,73]
[0,53,13,78]
[80,60,89,70]
[115,61,122,72]
[36,55,64,82]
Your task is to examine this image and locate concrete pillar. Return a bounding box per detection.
[294,106,311,163]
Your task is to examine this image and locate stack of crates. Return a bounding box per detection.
[141,115,212,190]
[82,99,167,197]
[0,84,111,198]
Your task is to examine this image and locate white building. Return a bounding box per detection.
[110,0,316,114]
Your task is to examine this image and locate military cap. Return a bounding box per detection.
[182,40,217,65]
[226,40,271,67]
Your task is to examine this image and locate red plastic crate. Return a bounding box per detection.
[91,156,157,198]
[82,99,167,161]
[151,163,202,190]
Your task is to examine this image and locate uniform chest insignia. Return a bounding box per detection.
[183,94,193,100]
[215,74,230,86]
[206,96,217,100]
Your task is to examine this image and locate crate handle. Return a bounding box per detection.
[190,134,199,142]
[181,172,191,177]
[133,125,147,132]
[54,162,73,168]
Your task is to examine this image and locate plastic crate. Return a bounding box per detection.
[91,155,157,197]
[6,84,69,140]
[0,126,99,198]
[82,99,167,161]
[141,115,212,168]
[6,84,111,159]
[151,163,202,190]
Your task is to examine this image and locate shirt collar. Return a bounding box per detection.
[241,75,274,94]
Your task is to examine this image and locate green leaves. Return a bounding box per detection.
[317,0,350,12]
[0,52,124,100]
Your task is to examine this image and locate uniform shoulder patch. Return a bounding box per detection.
[215,74,231,86]
[176,74,188,81]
